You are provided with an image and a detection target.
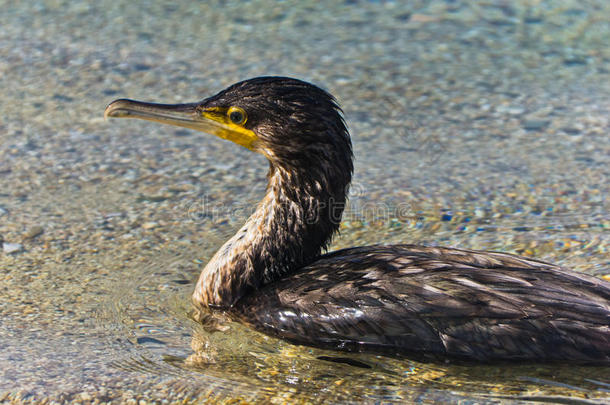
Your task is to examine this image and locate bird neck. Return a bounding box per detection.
[192,163,348,308]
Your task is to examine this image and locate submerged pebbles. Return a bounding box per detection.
[0,0,608,403]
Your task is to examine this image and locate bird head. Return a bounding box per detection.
[104,76,353,175]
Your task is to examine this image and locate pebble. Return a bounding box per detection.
[3,242,23,254]
[23,225,44,240]
[563,56,587,66]
[496,105,525,116]
[141,222,158,230]
[167,184,193,193]
[137,193,170,202]
[561,127,581,135]
[522,120,550,131]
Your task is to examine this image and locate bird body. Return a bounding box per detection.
[105,76,610,363]
[235,245,610,363]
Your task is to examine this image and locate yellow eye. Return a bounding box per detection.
[227,106,247,125]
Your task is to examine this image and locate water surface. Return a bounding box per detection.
[1,0,609,402]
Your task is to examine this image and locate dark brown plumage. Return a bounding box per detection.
[234,245,610,363]
[105,77,610,363]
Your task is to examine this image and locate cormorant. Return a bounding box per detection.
[105,77,610,363]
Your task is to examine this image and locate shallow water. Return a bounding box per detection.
[1,0,609,403]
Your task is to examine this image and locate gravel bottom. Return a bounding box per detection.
[1,0,608,403]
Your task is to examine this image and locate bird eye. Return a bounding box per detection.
[228,106,247,125]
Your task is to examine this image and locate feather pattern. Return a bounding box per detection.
[234,245,610,363]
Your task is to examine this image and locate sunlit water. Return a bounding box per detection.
[1,0,608,403]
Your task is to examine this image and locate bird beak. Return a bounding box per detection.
[104,99,258,150]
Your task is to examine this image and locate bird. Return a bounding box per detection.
[104,76,610,363]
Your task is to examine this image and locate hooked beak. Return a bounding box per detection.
[104,99,258,150]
